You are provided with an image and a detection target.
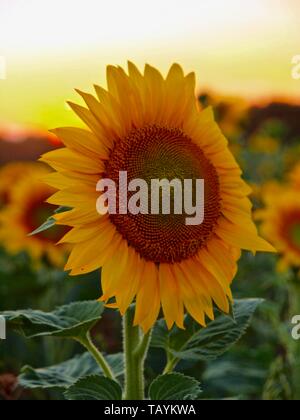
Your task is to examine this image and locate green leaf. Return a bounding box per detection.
[29,206,71,236]
[1,301,104,339]
[149,373,201,400]
[151,299,263,362]
[64,376,123,400]
[19,352,124,390]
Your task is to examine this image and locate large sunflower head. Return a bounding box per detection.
[0,163,68,267]
[257,182,300,272]
[42,62,274,332]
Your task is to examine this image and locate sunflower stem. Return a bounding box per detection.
[123,306,151,400]
[134,329,152,359]
[78,333,116,381]
[163,356,179,374]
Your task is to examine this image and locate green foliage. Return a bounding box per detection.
[0,298,261,400]
[262,357,292,401]
[151,299,262,363]
[149,373,201,400]
[19,352,124,390]
[29,206,71,236]
[1,301,104,339]
[64,376,123,400]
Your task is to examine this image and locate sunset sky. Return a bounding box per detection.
[0,0,299,132]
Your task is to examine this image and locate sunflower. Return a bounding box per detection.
[0,162,37,208]
[41,62,274,332]
[0,163,68,267]
[249,135,280,154]
[257,182,300,272]
[289,163,300,190]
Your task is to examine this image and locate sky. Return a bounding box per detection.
[0,0,300,132]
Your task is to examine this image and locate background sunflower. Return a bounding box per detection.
[0,163,69,267]
[258,183,300,273]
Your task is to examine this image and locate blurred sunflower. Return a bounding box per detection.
[198,92,248,138]
[42,62,274,332]
[289,164,300,190]
[249,135,280,154]
[0,163,68,267]
[0,162,37,208]
[256,183,300,272]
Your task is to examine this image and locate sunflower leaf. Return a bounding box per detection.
[19,352,124,390]
[149,373,202,400]
[29,216,56,236]
[29,206,71,236]
[64,375,123,400]
[151,299,263,362]
[0,300,104,339]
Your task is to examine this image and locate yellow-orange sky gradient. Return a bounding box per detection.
[0,0,300,132]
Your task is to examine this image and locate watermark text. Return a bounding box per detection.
[291,315,300,340]
[0,316,6,340]
[96,171,205,226]
[292,55,300,80]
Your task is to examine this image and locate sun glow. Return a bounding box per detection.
[0,0,294,54]
[0,0,299,130]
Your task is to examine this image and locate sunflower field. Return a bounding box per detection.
[1,73,300,401]
[1,0,300,405]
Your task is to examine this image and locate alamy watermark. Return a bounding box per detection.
[291,55,300,80]
[0,316,6,340]
[291,316,300,340]
[96,171,205,226]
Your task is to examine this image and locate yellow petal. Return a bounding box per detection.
[159,263,184,330]
[166,63,184,82]
[94,85,129,137]
[100,240,130,301]
[51,127,108,159]
[194,260,231,313]
[206,238,238,281]
[40,148,105,174]
[143,64,165,123]
[67,101,114,150]
[134,261,160,332]
[196,249,233,303]
[172,263,208,325]
[69,233,122,276]
[217,218,276,253]
[54,208,99,226]
[58,217,109,244]
[65,221,118,272]
[47,187,97,208]
[115,247,142,315]
[42,171,99,190]
[75,90,123,143]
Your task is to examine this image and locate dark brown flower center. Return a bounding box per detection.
[280,209,300,255]
[106,125,221,263]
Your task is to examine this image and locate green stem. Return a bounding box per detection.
[123,307,152,400]
[78,333,116,381]
[288,269,300,400]
[134,329,152,359]
[163,357,179,374]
